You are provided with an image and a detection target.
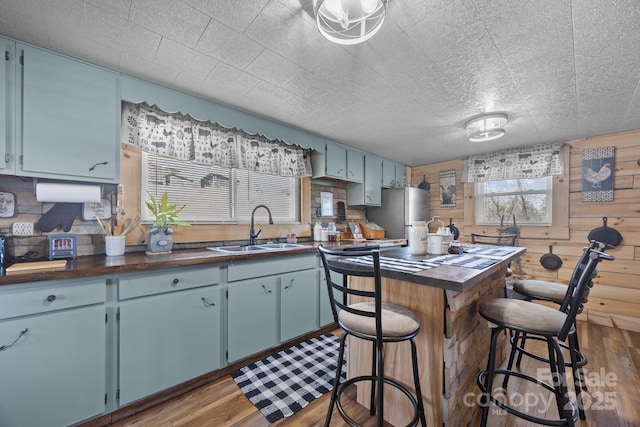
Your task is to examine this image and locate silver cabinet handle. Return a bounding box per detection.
[0,328,29,352]
[261,284,272,294]
[46,295,56,303]
[172,278,179,286]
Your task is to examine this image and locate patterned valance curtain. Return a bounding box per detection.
[121,102,313,177]
[461,142,564,182]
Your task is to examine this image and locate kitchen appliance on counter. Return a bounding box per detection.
[366,187,430,240]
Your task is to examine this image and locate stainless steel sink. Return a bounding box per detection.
[258,243,304,250]
[207,243,304,253]
[207,245,267,253]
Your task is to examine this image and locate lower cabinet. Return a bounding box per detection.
[227,254,319,362]
[118,285,222,405]
[281,269,319,342]
[227,276,278,362]
[0,281,106,427]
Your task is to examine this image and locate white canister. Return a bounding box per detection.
[427,234,443,254]
[409,221,428,255]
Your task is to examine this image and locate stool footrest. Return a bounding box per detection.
[511,334,588,368]
[478,369,578,426]
[335,375,421,427]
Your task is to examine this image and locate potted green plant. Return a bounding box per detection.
[286,227,297,244]
[145,191,190,253]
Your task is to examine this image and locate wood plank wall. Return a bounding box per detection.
[411,129,640,333]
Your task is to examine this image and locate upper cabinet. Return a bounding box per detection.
[382,159,406,188]
[1,36,15,174]
[16,44,120,183]
[312,143,363,183]
[346,147,364,183]
[346,154,382,206]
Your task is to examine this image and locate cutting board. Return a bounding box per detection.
[6,260,67,274]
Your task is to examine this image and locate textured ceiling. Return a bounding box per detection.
[1,0,639,166]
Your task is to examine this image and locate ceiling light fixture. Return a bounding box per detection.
[313,0,387,45]
[466,113,508,142]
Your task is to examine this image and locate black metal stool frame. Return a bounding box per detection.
[318,245,427,427]
[506,240,606,420]
[477,249,614,427]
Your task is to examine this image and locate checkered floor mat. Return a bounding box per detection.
[232,333,345,423]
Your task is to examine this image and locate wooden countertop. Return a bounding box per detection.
[0,240,523,293]
[0,240,406,286]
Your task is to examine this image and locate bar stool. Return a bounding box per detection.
[508,240,606,419]
[476,248,614,427]
[318,245,427,427]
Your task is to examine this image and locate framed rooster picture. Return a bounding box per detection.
[582,146,614,202]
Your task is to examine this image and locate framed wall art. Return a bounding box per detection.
[439,169,456,208]
[582,146,614,202]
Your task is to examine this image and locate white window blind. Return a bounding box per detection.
[475,177,553,226]
[141,152,300,224]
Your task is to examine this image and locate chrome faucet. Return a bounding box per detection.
[249,204,273,245]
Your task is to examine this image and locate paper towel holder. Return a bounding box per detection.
[34,179,103,203]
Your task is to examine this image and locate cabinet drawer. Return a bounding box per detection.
[119,265,220,300]
[0,278,106,320]
[228,254,316,282]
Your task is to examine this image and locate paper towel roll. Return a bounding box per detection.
[36,183,102,203]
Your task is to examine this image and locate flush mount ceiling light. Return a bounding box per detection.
[313,0,387,45]
[466,113,508,142]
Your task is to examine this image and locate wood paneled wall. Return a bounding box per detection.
[411,130,640,333]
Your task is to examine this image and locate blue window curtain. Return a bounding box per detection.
[121,102,313,177]
[461,142,564,183]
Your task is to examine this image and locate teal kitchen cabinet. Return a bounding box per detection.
[227,275,278,362]
[0,278,107,427]
[1,36,16,174]
[346,147,364,183]
[312,142,347,180]
[382,158,396,188]
[16,43,119,182]
[227,254,318,362]
[382,160,407,188]
[346,154,382,206]
[280,269,319,342]
[312,143,364,182]
[318,262,342,327]
[118,266,221,406]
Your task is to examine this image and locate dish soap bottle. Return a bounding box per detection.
[313,222,322,241]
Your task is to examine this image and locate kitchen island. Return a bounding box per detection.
[343,245,524,427]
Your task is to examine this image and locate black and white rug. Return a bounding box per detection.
[232,333,345,423]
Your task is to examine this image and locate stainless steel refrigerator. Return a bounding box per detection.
[366,187,431,239]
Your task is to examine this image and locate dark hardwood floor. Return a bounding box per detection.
[110,322,639,426]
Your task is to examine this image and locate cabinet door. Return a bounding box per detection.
[318,267,342,327]
[18,44,119,182]
[394,162,406,187]
[382,158,396,188]
[1,37,15,174]
[281,269,318,342]
[227,276,277,362]
[119,286,221,405]
[347,155,382,206]
[364,155,382,205]
[0,306,106,427]
[325,143,347,179]
[346,147,364,182]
